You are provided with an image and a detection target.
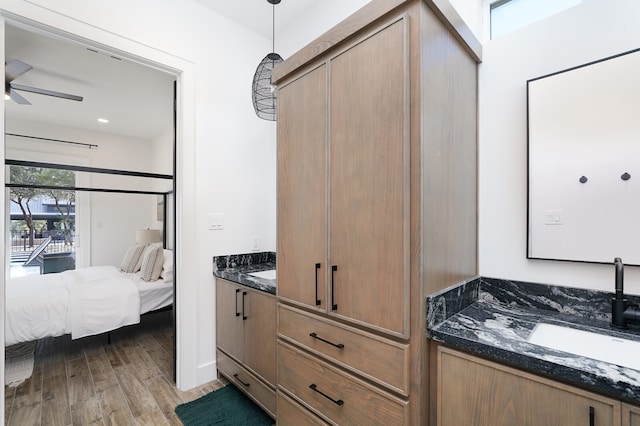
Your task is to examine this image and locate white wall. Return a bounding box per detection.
[479,0,640,294]
[277,0,371,58]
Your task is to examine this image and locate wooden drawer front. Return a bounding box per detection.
[278,391,330,426]
[217,350,276,418]
[278,341,408,426]
[278,304,409,395]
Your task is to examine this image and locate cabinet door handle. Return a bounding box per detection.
[233,373,250,387]
[589,406,594,426]
[315,263,322,306]
[235,288,240,317]
[242,291,247,320]
[309,384,344,406]
[331,265,338,310]
[309,332,344,349]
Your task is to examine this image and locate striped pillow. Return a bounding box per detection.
[120,243,147,273]
[140,243,164,282]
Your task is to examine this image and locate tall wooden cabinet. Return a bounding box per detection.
[274,0,480,424]
[278,15,409,337]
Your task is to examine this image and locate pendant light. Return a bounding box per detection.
[251,0,283,121]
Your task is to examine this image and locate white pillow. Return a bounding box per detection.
[120,243,147,273]
[140,243,164,282]
[160,249,174,283]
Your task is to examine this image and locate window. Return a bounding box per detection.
[490,0,585,39]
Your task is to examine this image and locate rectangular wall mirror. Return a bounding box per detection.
[527,47,640,265]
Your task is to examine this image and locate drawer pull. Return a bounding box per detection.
[589,406,594,426]
[242,291,247,320]
[233,373,250,387]
[309,332,344,349]
[309,384,344,406]
[235,288,241,316]
[315,263,322,306]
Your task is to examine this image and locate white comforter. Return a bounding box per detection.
[6,266,140,346]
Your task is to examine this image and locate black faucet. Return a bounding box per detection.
[611,257,640,328]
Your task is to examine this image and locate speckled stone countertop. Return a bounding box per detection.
[213,252,276,295]
[427,277,640,404]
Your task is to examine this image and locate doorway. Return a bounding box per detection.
[4,15,178,406]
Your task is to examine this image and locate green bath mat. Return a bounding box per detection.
[175,384,274,426]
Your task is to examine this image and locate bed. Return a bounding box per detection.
[5,246,173,346]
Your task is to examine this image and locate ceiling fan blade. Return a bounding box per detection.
[9,88,31,105]
[5,60,33,83]
[11,83,83,102]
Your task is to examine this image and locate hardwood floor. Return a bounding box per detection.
[4,311,227,425]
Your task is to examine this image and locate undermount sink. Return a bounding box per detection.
[528,323,640,370]
[248,269,276,280]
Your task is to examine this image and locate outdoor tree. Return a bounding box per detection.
[9,166,76,249]
[38,168,76,246]
[9,166,40,247]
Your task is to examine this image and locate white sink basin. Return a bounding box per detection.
[248,269,276,280]
[528,323,640,370]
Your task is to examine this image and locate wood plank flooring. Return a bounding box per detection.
[4,311,227,425]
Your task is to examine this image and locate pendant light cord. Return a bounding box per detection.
[272,1,275,53]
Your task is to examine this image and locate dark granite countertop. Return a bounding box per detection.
[427,277,640,404]
[213,252,276,295]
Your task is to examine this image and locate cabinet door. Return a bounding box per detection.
[328,19,409,336]
[277,64,328,309]
[623,403,640,426]
[437,347,620,426]
[243,289,277,386]
[215,279,244,362]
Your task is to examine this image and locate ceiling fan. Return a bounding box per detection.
[5,59,83,105]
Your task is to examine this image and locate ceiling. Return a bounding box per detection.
[194,0,318,39]
[4,24,175,141]
[4,2,315,142]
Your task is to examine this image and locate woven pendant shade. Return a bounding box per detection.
[252,52,283,121]
[251,0,283,121]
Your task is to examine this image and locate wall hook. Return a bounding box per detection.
[621,172,631,181]
[579,175,588,184]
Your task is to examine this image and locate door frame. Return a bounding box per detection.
[0,8,200,400]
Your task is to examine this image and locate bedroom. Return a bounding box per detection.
[3,17,177,405]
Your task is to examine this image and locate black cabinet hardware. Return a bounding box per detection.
[309,332,344,349]
[235,288,240,317]
[242,291,247,320]
[589,406,594,426]
[331,265,338,310]
[233,373,250,387]
[315,263,322,306]
[309,383,344,406]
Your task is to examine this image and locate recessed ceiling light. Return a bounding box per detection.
[4,93,11,101]
[97,118,109,124]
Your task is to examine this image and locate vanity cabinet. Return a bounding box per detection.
[275,0,479,424]
[436,346,622,426]
[623,404,640,426]
[215,278,276,416]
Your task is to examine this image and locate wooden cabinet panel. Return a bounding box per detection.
[215,279,244,362]
[278,340,408,426]
[623,403,640,426]
[277,303,409,395]
[277,391,330,426]
[244,288,277,385]
[277,64,327,310]
[328,18,409,337]
[217,350,276,419]
[437,347,620,426]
